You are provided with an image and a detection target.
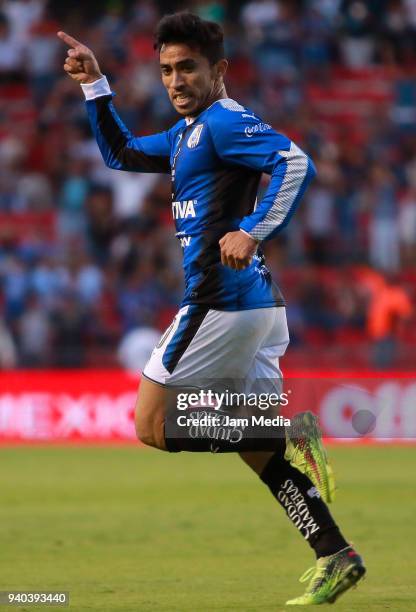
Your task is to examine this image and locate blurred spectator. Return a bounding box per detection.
[18,292,51,366]
[366,274,412,368]
[339,1,377,68]
[398,185,416,265]
[311,0,342,23]
[50,292,88,367]
[118,326,162,372]
[117,260,166,331]
[297,266,341,333]
[26,17,60,103]
[110,171,159,220]
[1,255,28,322]
[304,180,336,264]
[16,171,53,211]
[31,255,67,309]
[0,13,25,75]
[57,158,89,239]
[0,316,17,368]
[404,0,416,26]
[3,0,45,43]
[368,163,399,272]
[301,3,334,74]
[86,186,117,265]
[241,0,280,42]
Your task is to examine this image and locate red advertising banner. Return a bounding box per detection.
[282,372,416,442]
[0,371,139,443]
[0,370,415,443]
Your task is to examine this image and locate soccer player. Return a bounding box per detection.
[58,12,365,605]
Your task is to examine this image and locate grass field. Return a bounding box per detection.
[1,446,415,611]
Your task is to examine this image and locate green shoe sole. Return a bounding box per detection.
[327,564,366,604]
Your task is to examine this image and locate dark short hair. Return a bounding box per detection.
[154,11,225,65]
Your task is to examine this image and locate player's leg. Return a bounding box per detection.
[241,446,365,605]
[239,451,273,475]
[134,304,197,451]
[134,376,167,450]
[239,305,334,500]
[239,310,365,605]
[240,445,349,557]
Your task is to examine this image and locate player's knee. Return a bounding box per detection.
[135,417,157,447]
[135,408,165,449]
[135,380,167,449]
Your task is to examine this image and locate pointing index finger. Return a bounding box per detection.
[57,31,83,48]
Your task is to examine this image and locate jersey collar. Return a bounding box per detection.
[185,97,229,125]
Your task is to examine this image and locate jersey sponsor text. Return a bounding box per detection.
[172,199,197,219]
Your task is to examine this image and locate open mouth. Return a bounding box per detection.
[174,94,193,107]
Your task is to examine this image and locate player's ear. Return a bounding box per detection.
[214,59,228,80]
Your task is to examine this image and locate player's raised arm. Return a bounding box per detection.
[57,31,172,174]
[57,31,103,84]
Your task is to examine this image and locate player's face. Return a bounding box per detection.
[159,43,226,117]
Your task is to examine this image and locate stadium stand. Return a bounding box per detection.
[0,0,414,369]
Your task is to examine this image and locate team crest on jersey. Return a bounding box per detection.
[187,124,204,148]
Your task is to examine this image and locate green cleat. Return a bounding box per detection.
[285,411,336,504]
[286,546,366,606]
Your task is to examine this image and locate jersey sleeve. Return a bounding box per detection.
[82,76,172,174]
[207,102,316,241]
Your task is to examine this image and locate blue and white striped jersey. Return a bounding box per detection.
[83,77,316,311]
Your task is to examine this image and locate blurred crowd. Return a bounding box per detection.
[0,0,415,370]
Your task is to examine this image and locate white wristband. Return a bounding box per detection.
[81,76,112,100]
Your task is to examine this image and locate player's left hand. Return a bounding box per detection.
[219,230,258,270]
